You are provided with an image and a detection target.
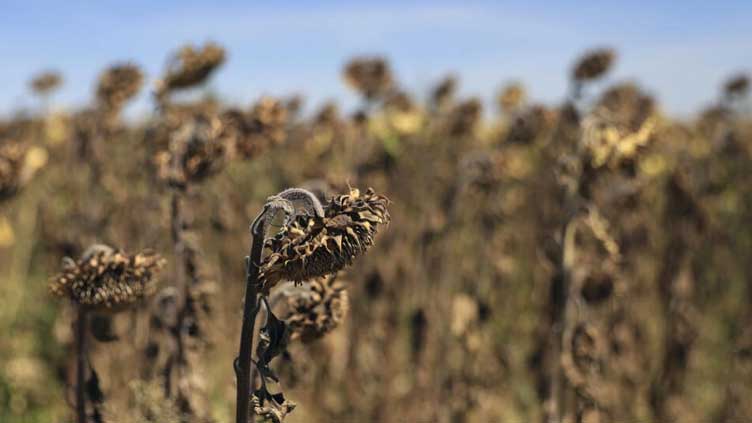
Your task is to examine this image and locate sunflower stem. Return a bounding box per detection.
[236,224,264,423]
[75,306,88,423]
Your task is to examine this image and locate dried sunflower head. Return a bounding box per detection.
[431,75,457,111]
[497,82,527,114]
[0,140,47,202]
[572,48,616,82]
[259,188,390,292]
[232,97,289,160]
[581,108,656,169]
[156,111,229,188]
[0,140,28,201]
[275,275,349,343]
[49,244,166,312]
[446,99,483,137]
[96,63,144,114]
[156,42,226,96]
[723,73,749,100]
[342,57,393,100]
[30,71,62,96]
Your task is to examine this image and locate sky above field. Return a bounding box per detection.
[1,0,750,118]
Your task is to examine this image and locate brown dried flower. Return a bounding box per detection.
[156,111,229,188]
[342,57,393,100]
[504,105,556,144]
[157,42,226,95]
[0,141,47,202]
[597,82,655,130]
[49,244,166,312]
[30,71,62,95]
[572,48,616,82]
[277,275,349,343]
[96,63,144,113]
[0,141,28,201]
[259,188,390,292]
[723,73,749,99]
[497,82,527,114]
[232,97,289,160]
[447,99,483,137]
[431,75,457,111]
[581,108,656,169]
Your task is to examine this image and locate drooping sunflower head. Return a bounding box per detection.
[156,42,226,97]
[49,244,166,312]
[96,63,144,114]
[276,275,349,343]
[258,188,390,292]
[342,57,393,100]
[572,48,616,82]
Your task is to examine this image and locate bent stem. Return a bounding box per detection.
[235,224,265,423]
[75,306,88,423]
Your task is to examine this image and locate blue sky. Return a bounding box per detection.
[2,1,750,118]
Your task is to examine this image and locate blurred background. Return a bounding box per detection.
[1,1,751,422]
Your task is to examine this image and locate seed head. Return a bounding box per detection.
[723,73,749,100]
[596,82,655,130]
[504,105,556,144]
[49,244,166,312]
[156,42,226,96]
[446,99,483,137]
[572,48,616,82]
[259,188,390,292]
[342,57,393,100]
[431,75,457,111]
[0,141,47,202]
[0,141,28,201]
[30,71,62,96]
[96,63,144,114]
[497,82,527,114]
[230,97,289,160]
[156,111,229,188]
[581,109,656,169]
[277,275,349,343]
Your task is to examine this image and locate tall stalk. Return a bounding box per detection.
[75,307,89,423]
[235,223,264,423]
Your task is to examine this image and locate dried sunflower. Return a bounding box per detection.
[30,71,62,96]
[259,188,390,292]
[0,140,28,201]
[0,140,46,202]
[276,275,349,343]
[446,99,482,137]
[156,111,229,188]
[96,63,144,113]
[572,48,616,82]
[431,75,457,111]
[342,57,393,100]
[232,97,289,160]
[497,82,527,114]
[724,73,749,99]
[49,244,166,312]
[156,42,226,95]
